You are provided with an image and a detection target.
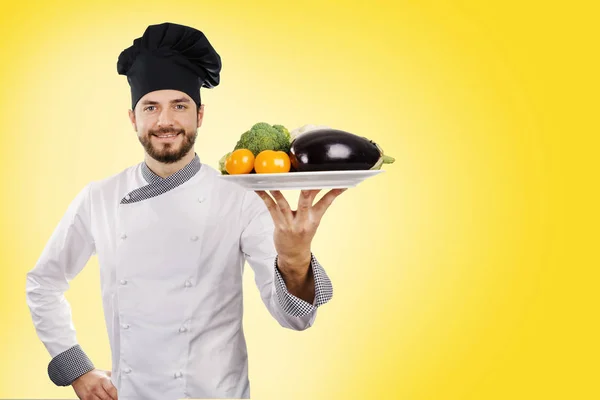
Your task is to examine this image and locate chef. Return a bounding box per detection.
[25,22,345,400]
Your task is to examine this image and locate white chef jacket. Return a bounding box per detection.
[25,154,333,399]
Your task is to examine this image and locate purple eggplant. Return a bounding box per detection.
[289,128,395,172]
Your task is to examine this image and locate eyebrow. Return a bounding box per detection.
[140,97,191,105]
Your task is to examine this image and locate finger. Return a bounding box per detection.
[296,189,321,222]
[106,370,112,377]
[93,387,112,400]
[308,189,322,203]
[313,188,347,219]
[254,191,284,225]
[102,377,118,400]
[269,190,293,225]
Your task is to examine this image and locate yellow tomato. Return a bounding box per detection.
[225,149,255,174]
[254,150,291,173]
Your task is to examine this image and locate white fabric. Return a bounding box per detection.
[26,162,325,399]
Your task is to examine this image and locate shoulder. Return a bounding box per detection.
[202,163,247,196]
[93,164,140,189]
[201,163,267,217]
[84,164,141,204]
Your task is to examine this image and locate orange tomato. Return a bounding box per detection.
[225,149,255,174]
[254,150,291,173]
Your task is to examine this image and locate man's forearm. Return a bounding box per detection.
[276,255,315,303]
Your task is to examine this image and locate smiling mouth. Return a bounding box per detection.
[152,133,182,140]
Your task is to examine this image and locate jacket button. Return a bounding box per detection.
[198,197,206,203]
[120,279,127,285]
[122,324,130,329]
[125,195,131,200]
[174,371,183,378]
[190,235,199,241]
[179,326,187,333]
[184,280,192,287]
[120,233,127,240]
[123,368,132,374]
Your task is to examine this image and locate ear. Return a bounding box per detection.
[197,104,205,128]
[128,109,137,131]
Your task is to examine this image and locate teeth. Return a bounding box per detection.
[157,134,177,138]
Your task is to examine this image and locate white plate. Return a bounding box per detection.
[218,170,384,190]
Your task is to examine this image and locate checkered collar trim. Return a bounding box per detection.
[120,154,202,204]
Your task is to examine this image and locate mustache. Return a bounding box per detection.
[148,127,186,136]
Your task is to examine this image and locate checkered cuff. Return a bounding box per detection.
[48,344,95,386]
[274,253,333,317]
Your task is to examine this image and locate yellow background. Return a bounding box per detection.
[0,0,598,398]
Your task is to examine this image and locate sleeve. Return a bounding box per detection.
[239,190,334,330]
[273,253,333,317]
[25,183,97,386]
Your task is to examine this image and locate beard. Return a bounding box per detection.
[138,126,197,164]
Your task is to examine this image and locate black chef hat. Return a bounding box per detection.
[117,22,222,110]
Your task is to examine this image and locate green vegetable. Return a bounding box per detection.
[272,124,291,142]
[233,122,291,156]
[218,151,232,175]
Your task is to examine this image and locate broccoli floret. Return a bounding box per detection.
[218,151,232,175]
[272,124,291,142]
[234,122,290,155]
[251,122,273,131]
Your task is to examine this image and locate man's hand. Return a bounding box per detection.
[255,189,346,264]
[72,369,117,400]
[255,189,346,301]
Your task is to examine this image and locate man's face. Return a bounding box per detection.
[129,90,204,164]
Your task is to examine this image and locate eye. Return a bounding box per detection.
[175,104,187,110]
[144,106,156,112]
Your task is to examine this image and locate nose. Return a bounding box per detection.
[157,107,175,128]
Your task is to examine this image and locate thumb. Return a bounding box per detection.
[106,370,112,377]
